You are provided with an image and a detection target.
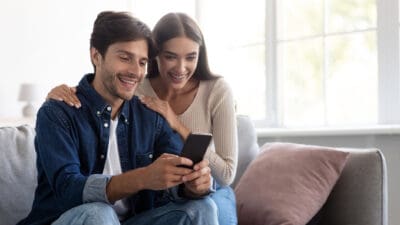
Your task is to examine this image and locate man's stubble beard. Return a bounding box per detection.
[107,72,139,101]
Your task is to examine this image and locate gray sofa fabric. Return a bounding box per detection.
[232,115,259,188]
[0,116,388,225]
[320,148,388,225]
[0,125,37,225]
[233,115,388,225]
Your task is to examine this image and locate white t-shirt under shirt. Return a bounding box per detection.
[102,118,130,218]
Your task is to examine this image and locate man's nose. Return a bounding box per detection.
[128,61,142,76]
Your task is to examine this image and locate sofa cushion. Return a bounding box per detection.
[0,125,37,225]
[235,142,349,225]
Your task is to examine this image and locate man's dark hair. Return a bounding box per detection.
[90,11,155,58]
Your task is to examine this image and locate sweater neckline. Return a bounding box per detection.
[143,78,202,117]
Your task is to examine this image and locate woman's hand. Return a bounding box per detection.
[47,84,81,108]
[182,159,212,197]
[139,95,190,139]
[139,96,176,126]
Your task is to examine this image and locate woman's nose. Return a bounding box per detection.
[176,60,186,73]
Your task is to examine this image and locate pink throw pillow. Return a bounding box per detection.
[235,142,349,225]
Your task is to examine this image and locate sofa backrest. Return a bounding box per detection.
[0,125,37,225]
[0,115,259,224]
[232,115,260,188]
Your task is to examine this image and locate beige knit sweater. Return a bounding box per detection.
[136,78,238,186]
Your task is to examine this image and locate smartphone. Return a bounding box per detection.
[180,133,212,168]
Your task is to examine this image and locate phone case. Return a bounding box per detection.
[180,133,212,168]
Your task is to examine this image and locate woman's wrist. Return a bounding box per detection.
[178,184,210,199]
[175,124,190,140]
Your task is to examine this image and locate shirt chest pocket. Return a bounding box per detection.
[135,152,154,168]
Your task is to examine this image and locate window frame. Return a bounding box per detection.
[377,0,400,124]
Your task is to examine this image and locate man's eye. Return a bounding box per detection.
[120,56,130,62]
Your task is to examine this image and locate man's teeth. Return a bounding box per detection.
[120,77,137,84]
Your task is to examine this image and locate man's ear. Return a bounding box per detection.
[90,47,101,66]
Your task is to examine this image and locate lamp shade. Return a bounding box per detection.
[18,83,41,102]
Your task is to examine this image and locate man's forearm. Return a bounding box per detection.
[106,167,147,203]
[174,122,191,141]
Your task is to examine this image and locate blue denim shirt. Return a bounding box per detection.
[18,74,183,225]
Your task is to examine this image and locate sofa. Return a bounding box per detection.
[0,115,388,225]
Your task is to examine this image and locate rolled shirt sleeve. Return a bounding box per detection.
[83,174,112,204]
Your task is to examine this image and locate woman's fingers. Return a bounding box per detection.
[139,96,160,112]
[47,85,81,108]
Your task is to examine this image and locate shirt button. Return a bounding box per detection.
[149,154,153,159]
[107,106,112,111]
[100,154,105,159]
[96,111,101,116]
[104,123,109,128]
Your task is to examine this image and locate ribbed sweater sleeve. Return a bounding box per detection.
[202,78,238,186]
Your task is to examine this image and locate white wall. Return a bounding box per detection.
[0,0,131,117]
[258,133,400,225]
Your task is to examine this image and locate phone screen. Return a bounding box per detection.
[180,133,212,168]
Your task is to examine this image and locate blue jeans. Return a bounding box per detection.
[52,198,218,225]
[211,185,238,225]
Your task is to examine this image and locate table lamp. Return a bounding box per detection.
[18,83,41,117]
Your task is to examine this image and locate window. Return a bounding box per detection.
[202,0,400,128]
[131,0,400,128]
[276,0,377,127]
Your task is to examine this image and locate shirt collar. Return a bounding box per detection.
[77,73,130,122]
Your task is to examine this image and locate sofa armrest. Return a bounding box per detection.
[232,115,259,188]
[0,125,37,225]
[320,148,388,225]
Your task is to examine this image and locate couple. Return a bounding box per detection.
[18,11,238,225]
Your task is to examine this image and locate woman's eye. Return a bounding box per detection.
[187,56,197,61]
[164,55,175,60]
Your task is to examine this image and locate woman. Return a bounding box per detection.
[48,12,238,225]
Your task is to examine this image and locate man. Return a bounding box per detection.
[18,11,217,225]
